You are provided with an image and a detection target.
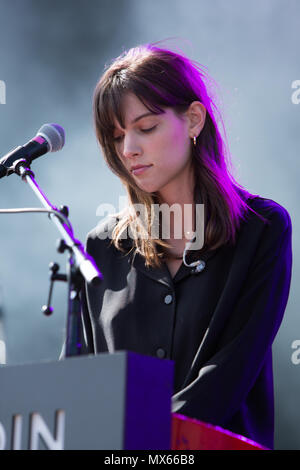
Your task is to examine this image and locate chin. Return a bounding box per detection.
[136,181,161,194]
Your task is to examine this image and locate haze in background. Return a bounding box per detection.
[0,0,299,449]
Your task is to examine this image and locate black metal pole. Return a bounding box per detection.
[65,254,85,357]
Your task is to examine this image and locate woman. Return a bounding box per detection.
[80,44,292,449]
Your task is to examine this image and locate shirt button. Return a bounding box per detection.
[164,294,173,305]
[156,348,166,359]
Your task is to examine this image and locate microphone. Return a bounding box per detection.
[0,123,65,179]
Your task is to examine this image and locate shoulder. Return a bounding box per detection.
[246,195,292,234]
[87,206,130,239]
[84,215,120,263]
[85,208,131,255]
[87,214,119,242]
[240,195,292,262]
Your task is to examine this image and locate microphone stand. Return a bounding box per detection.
[11,158,103,358]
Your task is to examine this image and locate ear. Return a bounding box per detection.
[186,101,206,139]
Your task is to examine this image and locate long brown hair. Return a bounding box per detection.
[93,43,263,268]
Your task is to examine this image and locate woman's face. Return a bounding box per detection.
[112,92,194,197]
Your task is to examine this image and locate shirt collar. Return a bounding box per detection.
[125,243,219,287]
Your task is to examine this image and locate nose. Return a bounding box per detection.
[122,133,141,160]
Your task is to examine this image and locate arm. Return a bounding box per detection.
[172,205,293,426]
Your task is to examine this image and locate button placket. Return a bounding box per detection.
[156,291,175,359]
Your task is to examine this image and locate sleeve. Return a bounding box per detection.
[172,205,293,426]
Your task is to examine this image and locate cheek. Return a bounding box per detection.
[157,121,190,165]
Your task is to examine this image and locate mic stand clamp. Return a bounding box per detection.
[42,261,67,316]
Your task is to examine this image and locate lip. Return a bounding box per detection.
[130,164,152,175]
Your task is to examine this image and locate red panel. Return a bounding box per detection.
[171,414,269,450]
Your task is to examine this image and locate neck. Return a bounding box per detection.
[156,169,196,242]
[157,165,195,207]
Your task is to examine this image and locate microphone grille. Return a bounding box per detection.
[37,123,65,152]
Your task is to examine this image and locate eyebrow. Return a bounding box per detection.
[114,111,159,131]
[131,112,157,124]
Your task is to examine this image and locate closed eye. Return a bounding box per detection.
[141,125,157,133]
[113,135,123,143]
[113,125,157,142]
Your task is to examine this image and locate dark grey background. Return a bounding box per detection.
[0,0,299,450]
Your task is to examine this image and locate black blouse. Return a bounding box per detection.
[77,195,292,449]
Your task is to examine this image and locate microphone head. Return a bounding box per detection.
[37,123,65,152]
